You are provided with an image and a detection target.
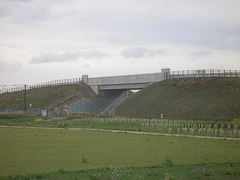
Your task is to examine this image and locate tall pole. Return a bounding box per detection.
[23,84,26,112]
[40,88,42,109]
[7,91,9,112]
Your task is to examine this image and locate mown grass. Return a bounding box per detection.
[116,78,240,120]
[0,127,240,177]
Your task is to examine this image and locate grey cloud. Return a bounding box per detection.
[81,64,91,69]
[120,47,147,58]
[0,1,50,25]
[9,0,33,2]
[0,61,21,73]
[30,52,78,64]
[120,47,167,58]
[12,9,51,25]
[79,51,107,59]
[0,0,73,25]
[98,1,240,48]
[188,51,213,60]
[29,51,107,64]
[220,36,240,51]
[0,3,12,17]
[1,0,239,48]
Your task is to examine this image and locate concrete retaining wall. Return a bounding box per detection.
[68,97,116,113]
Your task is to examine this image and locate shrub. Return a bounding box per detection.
[57,123,68,128]
[57,168,65,174]
[82,154,87,163]
[0,112,38,119]
[225,169,231,175]
[0,113,13,119]
[34,119,42,123]
[163,157,174,167]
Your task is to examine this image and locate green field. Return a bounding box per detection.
[0,127,240,179]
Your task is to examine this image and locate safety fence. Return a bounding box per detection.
[79,118,240,138]
[0,108,40,113]
[1,69,240,94]
[170,69,240,79]
[47,90,95,110]
[0,78,82,94]
[101,90,131,116]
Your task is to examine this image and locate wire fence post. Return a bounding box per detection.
[165,173,169,180]
[23,84,26,112]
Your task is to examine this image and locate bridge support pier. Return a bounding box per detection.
[90,85,99,95]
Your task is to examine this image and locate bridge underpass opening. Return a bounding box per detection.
[99,88,142,97]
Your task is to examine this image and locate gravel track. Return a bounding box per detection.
[1,125,240,141]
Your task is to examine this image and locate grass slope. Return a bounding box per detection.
[116,78,240,120]
[0,84,94,110]
[0,127,240,176]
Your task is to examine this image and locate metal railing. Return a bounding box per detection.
[47,90,95,110]
[1,69,240,94]
[0,78,83,94]
[170,69,240,79]
[101,90,131,116]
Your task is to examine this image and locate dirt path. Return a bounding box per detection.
[1,125,240,141]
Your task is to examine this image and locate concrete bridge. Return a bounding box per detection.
[82,68,170,96]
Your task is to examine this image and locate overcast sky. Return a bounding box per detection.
[0,0,240,86]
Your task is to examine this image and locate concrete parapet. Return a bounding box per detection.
[82,75,88,84]
[161,68,170,80]
[84,68,170,95]
[87,72,163,86]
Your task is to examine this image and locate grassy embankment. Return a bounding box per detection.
[116,78,240,120]
[2,78,240,121]
[0,127,240,179]
[0,83,93,110]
